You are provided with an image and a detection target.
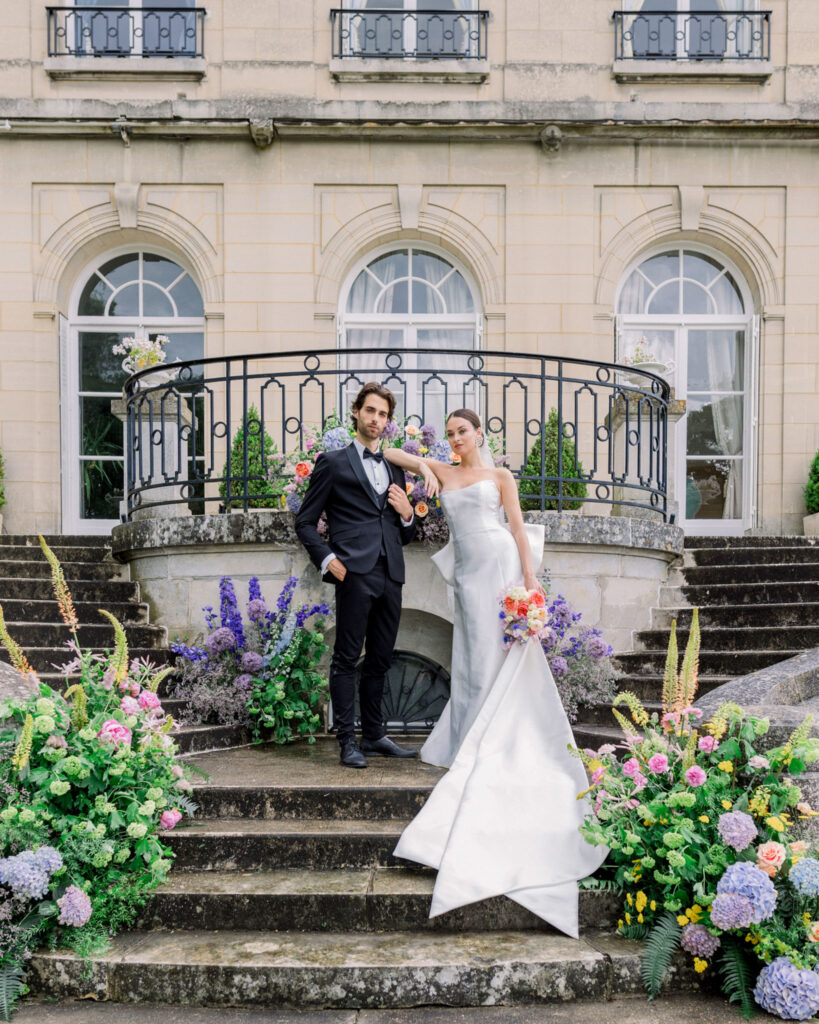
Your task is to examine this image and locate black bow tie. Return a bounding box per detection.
[363,448,384,463]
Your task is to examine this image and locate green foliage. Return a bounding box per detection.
[0,961,26,1022]
[717,937,757,1020]
[0,446,5,513]
[641,912,682,999]
[219,404,283,509]
[805,449,819,516]
[518,409,587,511]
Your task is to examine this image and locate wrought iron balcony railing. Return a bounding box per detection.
[47,6,206,58]
[331,8,488,60]
[614,9,770,61]
[121,347,671,523]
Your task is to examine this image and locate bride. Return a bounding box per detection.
[383,409,607,938]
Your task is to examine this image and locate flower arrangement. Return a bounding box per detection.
[574,609,819,1019]
[112,332,170,375]
[170,575,329,744]
[0,537,195,1019]
[499,586,547,647]
[622,343,660,367]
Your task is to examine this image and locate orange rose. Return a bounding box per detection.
[295,462,311,478]
[450,453,461,464]
[530,590,546,607]
[809,921,819,944]
[757,841,786,877]
[415,502,429,519]
[504,596,517,612]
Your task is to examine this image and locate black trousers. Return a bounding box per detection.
[330,555,402,746]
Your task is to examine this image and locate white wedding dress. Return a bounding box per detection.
[393,479,608,938]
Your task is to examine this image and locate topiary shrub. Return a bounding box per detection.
[806,449,819,516]
[219,405,283,510]
[518,408,587,512]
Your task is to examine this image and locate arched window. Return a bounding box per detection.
[340,245,481,426]
[63,251,204,531]
[617,247,753,532]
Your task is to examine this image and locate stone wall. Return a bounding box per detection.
[111,511,684,661]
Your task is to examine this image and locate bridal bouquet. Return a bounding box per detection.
[499,585,548,648]
[575,611,819,1020]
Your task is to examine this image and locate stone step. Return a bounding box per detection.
[166,818,410,871]
[580,700,662,729]
[175,724,254,756]
[687,545,819,567]
[0,598,148,625]
[681,562,819,585]
[651,602,819,630]
[609,674,734,702]
[615,648,800,677]
[135,867,620,933]
[684,535,817,548]
[0,622,166,649]
[0,559,123,581]
[4,646,173,673]
[636,625,819,653]
[0,543,112,564]
[571,722,635,750]
[29,929,684,1008]
[0,576,140,603]
[677,580,819,606]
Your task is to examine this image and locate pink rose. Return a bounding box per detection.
[119,696,140,716]
[633,772,647,792]
[139,691,162,711]
[757,841,787,877]
[128,681,141,698]
[622,757,640,778]
[159,809,183,831]
[698,735,717,754]
[97,719,132,747]
[647,753,669,774]
[684,765,707,787]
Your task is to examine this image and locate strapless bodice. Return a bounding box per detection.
[438,479,503,541]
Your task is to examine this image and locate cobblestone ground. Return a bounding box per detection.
[15,996,790,1023]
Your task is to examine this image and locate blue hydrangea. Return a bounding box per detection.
[0,851,50,898]
[680,922,721,958]
[716,861,777,923]
[709,892,755,931]
[789,856,819,897]
[56,885,93,928]
[285,492,302,514]
[754,957,819,1020]
[428,439,453,462]
[322,426,351,451]
[33,846,63,875]
[717,810,757,852]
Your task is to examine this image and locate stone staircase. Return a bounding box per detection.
[575,535,819,749]
[28,739,699,1009]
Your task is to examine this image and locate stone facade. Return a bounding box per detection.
[0,0,817,535]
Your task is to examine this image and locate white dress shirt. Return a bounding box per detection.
[320,440,414,575]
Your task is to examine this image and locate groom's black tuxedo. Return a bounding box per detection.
[295,443,416,746]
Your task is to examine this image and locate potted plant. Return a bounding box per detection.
[112,331,174,388]
[618,340,674,388]
[804,449,819,536]
[0,444,5,533]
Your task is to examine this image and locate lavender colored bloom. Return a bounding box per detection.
[717,810,757,852]
[420,423,437,446]
[204,626,237,656]
[170,640,208,662]
[247,598,267,622]
[33,846,63,875]
[248,576,262,602]
[322,425,353,450]
[219,576,245,649]
[56,885,93,927]
[716,861,776,923]
[234,674,253,691]
[203,604,218,630]
[295,602,330,629]
[754,957,819,1020]
[586,634,611,659]
[0,852,50,898]
[401,439,421,456]
[275,576,299,623]
[789,856,819,897]
[241,651,264,674]
[550,598,574,627]
[286,492,303,514]
[380,420,399,441]
[539,627,557,653]
[680,923,720,958]
[550,656,569,678]
[709,892,756,931]
[410,481,428,502]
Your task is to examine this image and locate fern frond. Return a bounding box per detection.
[716,936,756,1020]
[661,620,678,713]
[0,958,27,1022]
[172,793,199,817]
[38,535,78,630]
[11,714,34,772]
[0,605,37,681]
[612,706,641,741]
[640,911,682,1000]
[148,667,174,694]
[613,690,650,727]
[98,609,129,685]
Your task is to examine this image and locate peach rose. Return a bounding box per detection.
[415,502,429,518]
[530,590,546,607]
[405,482,414,494]
[809,921,819,944]
[295,462,311,478]
[450,453,461,464]
[757,840,787,877]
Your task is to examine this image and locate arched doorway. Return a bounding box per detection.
[62,250,204,533]
[616,246,755,533]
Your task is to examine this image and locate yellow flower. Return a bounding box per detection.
[677,915,689,927]
[625,912,631,925]
[626,893,633,906]
[717,761,734,773]
[618,919,624,930]
[766,816,785,832]
[699,815,710,823]
[693,958,708,974]
[635,891,647,913]
[650,900,657,911]
[637,913,644,923]
[419,446,429,454]
[721,800,733,810]
[588,759,604,772]
[686,904,703,923]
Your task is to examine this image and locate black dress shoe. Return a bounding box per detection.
[340,740,368,769]
[360,736,418,759]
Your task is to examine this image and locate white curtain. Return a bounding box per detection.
[704,332,744,519]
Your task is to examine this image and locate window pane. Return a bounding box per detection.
[143,254,184,288]
[108,283,140,317]
[687,395,744,457]
[99,254,139,289]
[79,331,129,392]
[639,251,679,286]
[81,396,123,457]
[170,275,204,316]
[412,280,444,314]
[687,329,744,391]
[683,250,722,286]
[345,328,405,349]
[618,328,675,368]
[438,272,475,313]
[142,283,175,317]
[78,274,112,316]
[617,269,652,314]
[347,270,380,313]
[375,280,409,314]
[368,250,408,283]
[686,458,743,521]
[682,280,713,315]
[413,252,453,284]
[81,457,123,520]
[709,270,744,314]
[164,331,205,370]
[646,280,679,315]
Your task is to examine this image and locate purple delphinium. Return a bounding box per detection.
[716,862,777,923]
[680,923,721,958]
[717,810,757,852]
[247,598,267,623]
[204,626,237,656]
[219,576,245,649]
[754,957,819,1020]
[170,640,208,662]
[295,602,330,630]
[709,892,756,931]
[248,576,262,603]
[276,576,298,623]
[56,885,93,927]
[241,651,264,674]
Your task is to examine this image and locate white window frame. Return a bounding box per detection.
[615,243,756,535]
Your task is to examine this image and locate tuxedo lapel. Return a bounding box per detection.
[345,443,381,510]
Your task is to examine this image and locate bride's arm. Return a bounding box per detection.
[383,448,448,497]
[498,468,541,592]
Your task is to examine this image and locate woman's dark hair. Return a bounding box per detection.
[351,381,396,429]
[446,408,481,431]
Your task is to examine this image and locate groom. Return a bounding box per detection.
[295,383,418,768]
